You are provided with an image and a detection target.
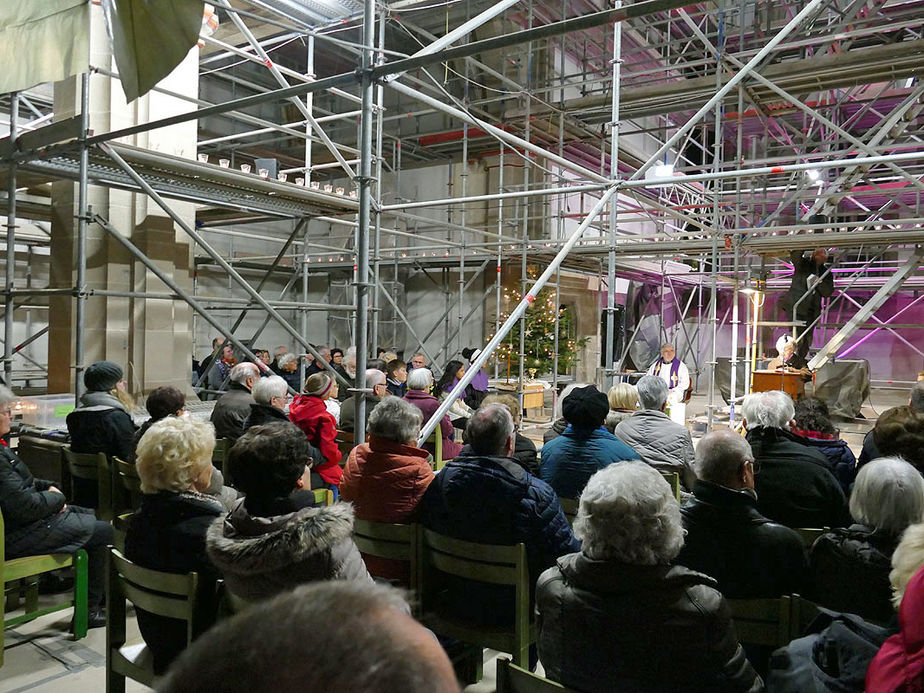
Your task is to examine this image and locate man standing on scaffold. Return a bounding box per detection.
[647,343,690,424]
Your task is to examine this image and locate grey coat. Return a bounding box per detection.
[209,384,254,441]
[206,499,371,602]
[614,409,696,490]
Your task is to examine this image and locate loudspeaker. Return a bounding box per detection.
[601,305,626,367]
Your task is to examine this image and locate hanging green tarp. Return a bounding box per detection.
[0,0,90,94]
[101,0,203,103]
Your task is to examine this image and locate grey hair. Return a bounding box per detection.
[575,461,684,565]
[366,368,386,388]
[252,375,288,405]
[636,375,668,410]
[367,396,422,444]
[890,522,924,609]
[229,362,259,385]
[467,403,515,456]
[0,384,16,408]
[277,352,298,369]
[912,381,924,413]
[741,390,794,430]
[406,367,433,391]
[555,382,589,419]
[850,457,924,535]
[160,581,458,693]
[694,429,754,486]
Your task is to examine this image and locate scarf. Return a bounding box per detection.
[652,358,682,389]
[78,390,128,413]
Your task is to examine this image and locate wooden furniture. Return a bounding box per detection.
[211,438,231,474]
[352,519,420,609]
[794,527,828,548]
[558,497,578,527]
[426,429,445,471]
[727,596,795,649]
[1,508,88,667]
[61,447,113,521]
[661,471,681,501]
[312,488,334,506]
[419,529,534,669]
[106,548,214,692]
[497,657,570,692]
[751,369,805,400]
[111,512,134,555]
[112,457,142,513]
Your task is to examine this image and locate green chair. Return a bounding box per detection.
[352,519,420,605]
[426,430,445,471]
[419,528,534,669]
[61,446,113,522]
[112,457,142,512]
[312,488,334,506]
[111,512,134,555]
[558,497,578,527]
[794,527,828,548]
[106,547,215,692]
[0,507,88,668]
[211,438,231,474]
[496,657,570,692]
[660,471,681,501]
[727,595,795,649]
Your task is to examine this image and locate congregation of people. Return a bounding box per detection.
[4,336,924,691]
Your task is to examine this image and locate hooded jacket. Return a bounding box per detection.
[206,497,371,602]
[539,426,640,499]
[808,524,898,625]
[865,565,924,692]
[537,553,762,693]
[614,409,696,490]
[288,394,342,485]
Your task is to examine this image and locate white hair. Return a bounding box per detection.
[230,362,259,385]
[636,375,668,410]
[694,429,754,485]
[277,352,298,369]
[741,390,794,430]
[406,367,433,391]
[555,382,589,419]
[851,457,924,535]
[367,397,422,444]
[252,375,288,405]
[891,523,924,608]
[575,461,684,565]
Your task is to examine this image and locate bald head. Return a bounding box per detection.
[694,429,756,490]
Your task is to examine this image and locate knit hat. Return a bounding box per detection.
[84,361,123,392]
[304,372,334,398]
[561,385,609,428]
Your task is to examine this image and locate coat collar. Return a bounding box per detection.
[367,435,429,459]
[691,479,759,510]
[557,552,713,594]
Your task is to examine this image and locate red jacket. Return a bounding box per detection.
[403,389,463,460]
[866,565,924,692]
[341,436,433,583]
[288,395,342,486]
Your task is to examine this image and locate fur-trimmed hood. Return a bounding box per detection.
[206,498,370,601]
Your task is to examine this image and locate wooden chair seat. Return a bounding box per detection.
[112,457,142,513]
[497,657,571,692]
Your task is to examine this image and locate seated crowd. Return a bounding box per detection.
[5,345,924,691]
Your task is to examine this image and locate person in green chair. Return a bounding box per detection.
[0,385,112,628]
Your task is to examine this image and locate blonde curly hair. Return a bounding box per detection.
[136,417,215,494]
[890,522,924,609]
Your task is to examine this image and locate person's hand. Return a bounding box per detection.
[48,485,63,495]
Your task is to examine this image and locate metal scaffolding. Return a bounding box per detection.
[0,0,922,433]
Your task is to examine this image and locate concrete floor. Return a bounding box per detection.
[2,386,914,692]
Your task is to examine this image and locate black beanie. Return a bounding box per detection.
[562,386,609,428]
[84,361,123,392]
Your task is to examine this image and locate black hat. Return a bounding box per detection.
[461,347,481,363]
[562,386,608,428]
[84,361,123,392]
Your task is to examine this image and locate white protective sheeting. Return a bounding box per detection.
[0,0,90,94]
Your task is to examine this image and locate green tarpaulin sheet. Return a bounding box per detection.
[0,0,90,94]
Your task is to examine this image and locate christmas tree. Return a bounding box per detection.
[492,272,585,377]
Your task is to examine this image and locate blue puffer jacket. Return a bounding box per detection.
[540,426,640,499]
[419,454,580,626]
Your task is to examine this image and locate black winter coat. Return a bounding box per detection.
[856,429,880,469]
[242,402,289,430]
[779,249,834,320]
[678,480,808,599]
[66,404,136,462]
[125,491,223,674]
[747,427,850,530]
[418,454,579,625]
[808,524,898,625]
[537,554,763,693]
[458,433,539,477]
[0,445,95,558]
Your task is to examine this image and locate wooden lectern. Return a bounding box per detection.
[752,369,805,400]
